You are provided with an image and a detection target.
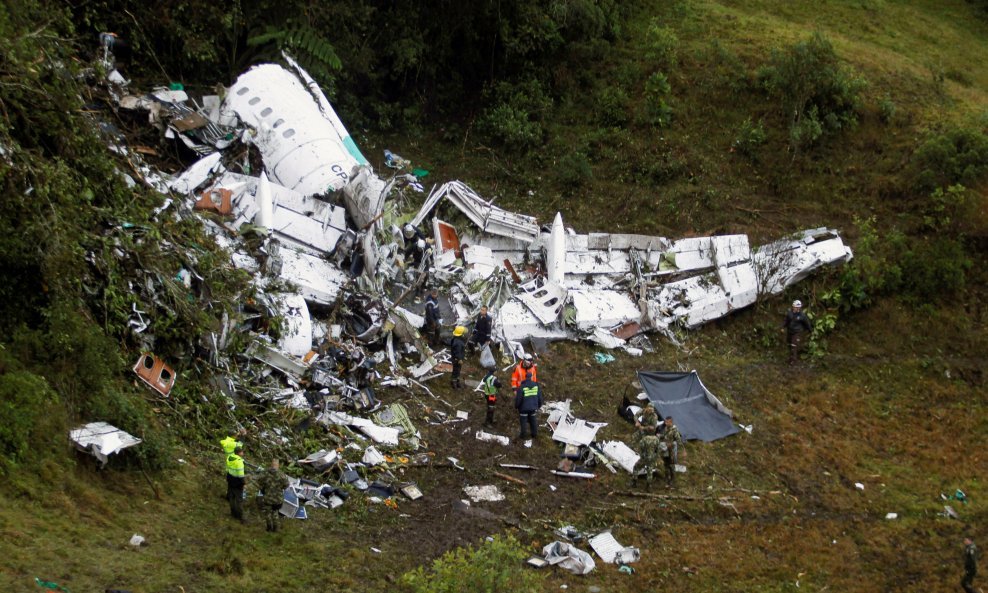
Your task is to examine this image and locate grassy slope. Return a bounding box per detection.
[2,1,987,592]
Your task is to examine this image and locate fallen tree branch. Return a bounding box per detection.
[609,490,737,502]
[493,471,527,486]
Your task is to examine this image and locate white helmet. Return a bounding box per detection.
[523,353,533,362]
[403,224,415,239]
[792,300,802,308]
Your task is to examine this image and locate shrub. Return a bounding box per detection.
[879,94,897,124]
[733,117,767,159]
[558,151,594,188]
[903,237,971,304]
[923,184,969,231]
[834,216,903,312]
[645,20,679,68]
[0,358,62,471]
[400,535,543,593]
[478,80,553,152]
[643,72,674,127]
[759,32,866,151]
[913,127,988,192]
[594,85,630,126]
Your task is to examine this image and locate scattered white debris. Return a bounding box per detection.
[463,485,505,502]
[475,431,510,446]
[885,513,898,520]
[129,534,145,547]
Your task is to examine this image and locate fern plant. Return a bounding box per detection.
[247,22,342,89]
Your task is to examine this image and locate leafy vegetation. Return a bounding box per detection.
[758,32,867,152]
[400,535,543,593]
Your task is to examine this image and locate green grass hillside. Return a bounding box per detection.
[1,1,986,592]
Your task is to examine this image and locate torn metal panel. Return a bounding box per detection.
[569,289,640,333]
[220,172,347,255]
[298,449,338,472]
[343,166,389,229]
[753,228,853,295]
[319,411,400,445]
[69,422,142,467]
[277,248,348,306]
[542,542,596,575]
[275,294,312,357]
[167,152,224,195]
[717,262,759,310]
[225,63,364,195]
[497,301,570,341]
[599,441,640,474]
[588,531,640,564]
[132,353,176,397]
[515,282,567,325]
[250,342,308,379]
[415,181,540,243]
[461,245,498,283]
[551,415,606,447]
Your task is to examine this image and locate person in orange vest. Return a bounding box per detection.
[510,353,537,389]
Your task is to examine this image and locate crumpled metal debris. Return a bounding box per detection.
[69,422,142,467]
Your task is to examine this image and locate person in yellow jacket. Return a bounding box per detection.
[226,445,246,523]
[220,434,243,501]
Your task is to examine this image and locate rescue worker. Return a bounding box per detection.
[962,536,979,593]
[781,299,812,365]
[257,459,290,532]
[450,325,467,389]
[634,403,659,447]
[469,306,493,353]
[633,433,661,489]
[480,369,502,426]
[220,433,243,501]
[226,445,246,523]
[424,288,442,348]
[657,416,684,487]
[514,376,543,440]
[510,353,538,389]
[402,223,428,267]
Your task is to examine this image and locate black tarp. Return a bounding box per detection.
[637,371,739,442]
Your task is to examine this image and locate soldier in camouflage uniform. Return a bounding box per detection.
[633,403,659,449]
[657,416,684,487]
[633,433,661,488]
[257,459,290,532]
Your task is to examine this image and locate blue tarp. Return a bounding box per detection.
[636,371,739,442]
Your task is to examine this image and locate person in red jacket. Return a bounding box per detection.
[510,353,537,389]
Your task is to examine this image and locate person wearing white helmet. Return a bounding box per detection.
[402,223,429,267]
[511,352,538,389]
[781,299,812,365]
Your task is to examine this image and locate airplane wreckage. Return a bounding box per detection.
[94,50,852,426]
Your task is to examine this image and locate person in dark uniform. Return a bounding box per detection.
[423,288,442,348]
[962,536,979,593]
[781,299,812,364]
[449,325,467,389]
[514,376,543,440]
[469,306,493,353]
